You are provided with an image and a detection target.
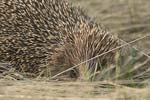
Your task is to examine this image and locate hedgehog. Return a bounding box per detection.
[0,0,119,80]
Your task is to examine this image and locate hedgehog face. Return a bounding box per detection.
[63,24,118,80]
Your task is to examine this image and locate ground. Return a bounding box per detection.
[0,79,149,100]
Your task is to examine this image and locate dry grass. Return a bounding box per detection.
[0,79,149,100]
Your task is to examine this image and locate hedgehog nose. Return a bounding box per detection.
[77,65,90,81]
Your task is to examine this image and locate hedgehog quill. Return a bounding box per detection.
[0,0,119,80]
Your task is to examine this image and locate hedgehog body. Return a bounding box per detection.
[0,0,119,79]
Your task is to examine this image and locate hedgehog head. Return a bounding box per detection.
[62,22,119,80]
